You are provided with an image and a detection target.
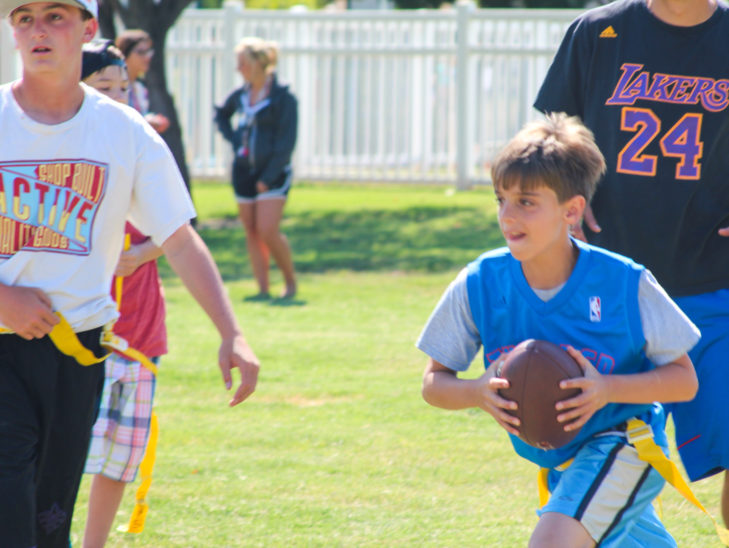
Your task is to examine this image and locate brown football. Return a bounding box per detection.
[497,339,583,450]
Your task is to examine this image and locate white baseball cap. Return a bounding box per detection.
[1,0,98,19]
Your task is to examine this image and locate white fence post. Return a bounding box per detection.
[222,1,240,97]
[0,8,579,185]
[455,0,473,190]
[0,20,18,85]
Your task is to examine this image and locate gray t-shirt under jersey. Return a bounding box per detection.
[416,268,700,372]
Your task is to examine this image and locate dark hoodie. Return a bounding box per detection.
[214,74,298,188]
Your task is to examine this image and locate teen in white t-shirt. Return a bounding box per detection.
[0,1,260,545]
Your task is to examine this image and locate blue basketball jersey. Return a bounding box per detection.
[466,239,666,468]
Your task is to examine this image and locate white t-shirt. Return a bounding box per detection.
[0,83,195,331]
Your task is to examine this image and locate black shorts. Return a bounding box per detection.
[0,329,105,547]
[232,158,292,202]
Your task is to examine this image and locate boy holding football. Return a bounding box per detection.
[418,113,699,547]
[78,39,168,548]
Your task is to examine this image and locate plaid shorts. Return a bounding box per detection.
[84,352,158,482]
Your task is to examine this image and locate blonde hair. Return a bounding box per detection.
[491,112,606,203]
[235,37,279,75]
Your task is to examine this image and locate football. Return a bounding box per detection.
[497,339,583,450]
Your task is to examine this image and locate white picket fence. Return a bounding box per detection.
[1,4,580,185]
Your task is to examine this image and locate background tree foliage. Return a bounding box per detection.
[98,0,194,197]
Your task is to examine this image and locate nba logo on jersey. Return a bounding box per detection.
[589,296,601,322]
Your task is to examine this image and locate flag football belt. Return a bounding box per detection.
[112,233,158,534]
[0,312,156,374]
[538,419,729,546]
[0,311,159,375]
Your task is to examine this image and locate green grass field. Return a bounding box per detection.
[71,182,725,547]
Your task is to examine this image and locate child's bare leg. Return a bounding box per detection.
[529,512,595,548]
[83,474,126,548]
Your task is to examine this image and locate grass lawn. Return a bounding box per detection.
[71,182,725,547]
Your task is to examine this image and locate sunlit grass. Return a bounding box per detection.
[71,182,725,547]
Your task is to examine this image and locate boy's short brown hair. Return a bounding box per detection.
[491,112,606,203]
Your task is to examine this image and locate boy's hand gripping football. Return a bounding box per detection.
[555,345,609,432]
[479,358,520,436]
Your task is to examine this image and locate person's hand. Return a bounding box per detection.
[0,285,59,340]
[218,334,260,407]
[719,224,729,237]
[476,358,521,435]
[115,245,145,277]
[146,113,170,134]
[554,346,609,432]
[256,181,269,194]
[570,203,600,242]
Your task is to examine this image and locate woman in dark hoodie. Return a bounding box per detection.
[215,37,298,299]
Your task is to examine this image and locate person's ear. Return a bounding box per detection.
[82,18,98,44]
[564,195,586,225]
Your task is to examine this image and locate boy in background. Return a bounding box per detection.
[418,114,698,546]
[79,39,166,548]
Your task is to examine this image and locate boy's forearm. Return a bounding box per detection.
[161,224,241,340]
[605,357,698,405]
[422,370,481,410]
